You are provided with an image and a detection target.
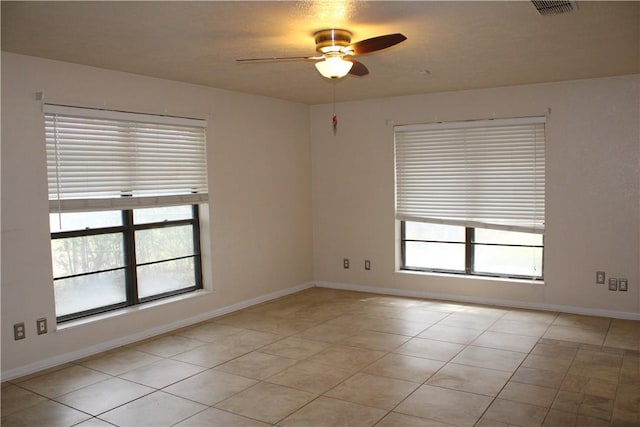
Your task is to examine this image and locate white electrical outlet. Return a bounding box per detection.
[14,323,25,340]
[619,279,628,292]
[37,318,48,335]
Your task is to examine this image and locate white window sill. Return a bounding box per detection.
[395,269,544,286]
[56,289,212,332]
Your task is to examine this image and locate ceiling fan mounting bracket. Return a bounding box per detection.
[314,29,352,53]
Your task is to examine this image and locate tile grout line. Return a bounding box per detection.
[375,309,506,426]
[3,290,637,426]
[476,312,562,427]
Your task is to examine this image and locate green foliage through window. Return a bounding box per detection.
[51,205,203,321]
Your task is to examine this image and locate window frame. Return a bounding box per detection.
[395,116,546,282]
[52,205,203,323]
[44,104,209,323]
[400,220,544,281]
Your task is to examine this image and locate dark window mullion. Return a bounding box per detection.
[54,266,127,281]
[540,234,545,280]
[52,225,127,239]
[192,205,203,290]
[400,221,407,269]
[465,227,474,274]
[137,254,198,268]
[132,218,196,231]
[473,242,544,249]
[404,239,466,245]
[122,209,139,305]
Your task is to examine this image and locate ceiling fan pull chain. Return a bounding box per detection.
[332,82,338,135]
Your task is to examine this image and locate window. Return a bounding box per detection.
[395,117,545,280]
[45,105,208,321]
[401,222,544,279]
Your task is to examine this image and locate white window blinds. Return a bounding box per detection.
[45,104,208,212]
[395,117,545,233]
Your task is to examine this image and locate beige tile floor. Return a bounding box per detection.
[2,288,639,426]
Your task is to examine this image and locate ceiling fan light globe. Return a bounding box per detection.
[315,57,353,79]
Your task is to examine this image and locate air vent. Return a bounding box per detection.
[531,0,577,15]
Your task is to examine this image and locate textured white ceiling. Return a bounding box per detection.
[2,1,638,105]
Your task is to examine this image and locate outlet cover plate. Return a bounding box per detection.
[343,258,350,269]
[619,279,628,292]
[37,318,48,335]
[608,278,618,291]
[14,323,25,340]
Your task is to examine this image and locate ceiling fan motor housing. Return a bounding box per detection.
[314,29,352,53]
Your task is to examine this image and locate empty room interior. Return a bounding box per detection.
[1,1,639,426]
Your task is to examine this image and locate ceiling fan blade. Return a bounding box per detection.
[346,59,369,76]
[348,33,407,55]
[236,55,322,62]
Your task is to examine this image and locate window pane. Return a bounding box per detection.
[137,257,196,299]
[54,269,127,317]
[474,245,543,277]
[405,222,465,242]
[405,241,465,271]
[51,233,124,278]
[135,225,195,264]
[133,205,193,225]
[475,228,543,246]
[50,211,122,233]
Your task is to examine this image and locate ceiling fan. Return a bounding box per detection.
[236,29,407,79]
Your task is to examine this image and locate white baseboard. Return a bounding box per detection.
[316,281,640,321]
[1,281,315,382]
[4,279,637,381]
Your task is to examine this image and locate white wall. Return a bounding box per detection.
[311,75,640,316]
[2,51,638,379]
[1,52,314,377]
